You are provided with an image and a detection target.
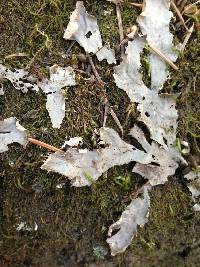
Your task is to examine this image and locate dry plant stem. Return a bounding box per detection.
[178,0,188,13]
[129,2,143,8]
[116,4,125,56]
[110,108,124,134]
[28,137,63,153]
[149,44,179,70]
[171,0,189,31]
[181,23,194,51]
[5,53,28,59]
[103,99,109,127]
[186,0,200,7]
[88,55,123,134]
[88,55,102,82]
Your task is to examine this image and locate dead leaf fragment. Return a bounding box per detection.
[0,64,76,129]
[185,168,200,211]
[39,65,76,128]
[41,125,183,187]
[0,64,39,93]
[0,117,28,153]
[96,46,116,64]
[62,136,83,147]
[137,0,178,91]
[63,1,102,53]
[41,127,148,187]
[130,125,184,185]
[107,186,150,256]
[114,38,178,147]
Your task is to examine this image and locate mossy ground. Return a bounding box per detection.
[0,0,200,266]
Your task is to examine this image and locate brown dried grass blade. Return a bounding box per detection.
[116,4,125,56]
[28,137,63,153]
[181,23,195,51]
[171,0,189,31]
[5,53,28,59]
[149,44,179,71]
[129,2,143,8]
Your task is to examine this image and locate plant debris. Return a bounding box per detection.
[107,185,150,256]
[137,0,178,90]
[96,46,116,64]
[16,221,38,232]
[41,127,147,187]
[0,64,39,93]
[62,136,83,147]
[63,1,102,54]
[41,125,184,187]
[39,64,76,129]
[130,125,185,186]
[0,117,28,153]
[0,64,76,128]
[0,0,198,261]
[64,1,116,64]
[185,168,200,211]
[114,38,178,147]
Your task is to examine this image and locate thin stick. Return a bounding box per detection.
[116,4,125,56]
[149,44,179,71]
[5,53,28,59]
[110,108,124,135]
[180,23,194,51]
[28,137,63,153]
[171,0,189,31]
[102,95,109,128]
[88,55,102,82]
[129,2,143,8]
[88,55,123,134]
[177,0,187,13]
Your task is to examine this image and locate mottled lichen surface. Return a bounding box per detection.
[0,0,200,266]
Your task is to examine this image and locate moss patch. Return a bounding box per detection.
[0,0,200,267]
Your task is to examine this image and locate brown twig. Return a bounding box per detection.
[88,55,123,134]
[116,4,125,56]
[28,137,63,153]
[180,23,194,51]
[103,99,109,127]
[116,25,138,52]
[171,0,189,31]
[110,108,124,134]
[129,2,143,8]
[149,44,179,71]
[88,55,102,82]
